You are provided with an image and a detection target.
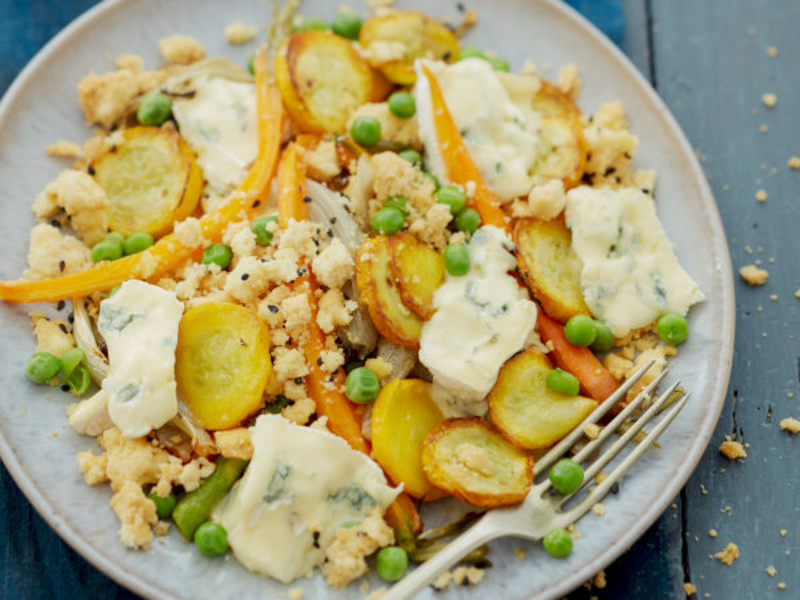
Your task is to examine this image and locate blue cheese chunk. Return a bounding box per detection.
[171,75,257,211]
[419,226,538,416]
[565,186,705,337]
[213,415,400,584]
[97,281,183,438]
[414,59,542,202]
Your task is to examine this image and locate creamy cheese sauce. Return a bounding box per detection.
[414,59,543,202]
[97,281,183,438]
[172,76,258,212]
[565,186,705,337]
[213,415,400,584]
[419,226,538,416]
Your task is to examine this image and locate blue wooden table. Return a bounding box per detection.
[2,0,799,598]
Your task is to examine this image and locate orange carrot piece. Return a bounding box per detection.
[420,63,509,232]
[536,306,620,402]
[0,48,282,304]
[277,143,308,228]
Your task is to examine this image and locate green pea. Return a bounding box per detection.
[423,171,440,191]
[444,243,470,276]
[137,92,172,126]
[123,232,154,256]
[376,546,409,583]
[454,207,481,233]
[548,458,584,494]
[591,320,615,352]
[293,17,329,32]
[564,315,597,347]
[371,207,405,235]
[543,527,573,558]
[148,491,178,519]
[397,149,422,166]
[332,11,361,40]
[60,347,85,378]
[26,352,62,384]
[436,185,467,215]
[488,55,510,71]
[252,215,278,245]
[458,46,486,61]
[104,232,125,249]
[265,395,291,414]
[91,240,124,263]
[546,368,580,396]
[657,312,689,346]
[345,367,381,404]
[388,92,416,118]
[350,115,381,146]
[201,243,233,270]
[384,195,409,216]
[194,522,229,557]
[247,53,255,75]
[65,366,91,396]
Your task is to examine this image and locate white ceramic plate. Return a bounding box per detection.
[0,0,734,598]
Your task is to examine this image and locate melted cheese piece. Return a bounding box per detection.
[415,59,543,202]
[171,76,258,211]
[213,415,400,583]
[419,226,538,416]
[565,186,705,337]
[97,281,183,438]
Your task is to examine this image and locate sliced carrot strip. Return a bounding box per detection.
[536,306,619,402]
[420,63,509,232]
[0,48,282,304]
[277,143,309,228]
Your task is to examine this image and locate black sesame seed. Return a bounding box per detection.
[313,239,320,247]
[61,384,71,392]
[50,219,61,228]
[330,217,337,224]
[443,50,452,60]
[604,167,617,176]
[58,323,68,334]
[87,165,96,175]
[457,2,465,11]
[294,377,303,385]
[252,199,261,208]
[327,228,333,238]
[67,313,74,324]
[58,260,66,272]
[241,273,250,281]
[610,482,620,494]
[268,304,279,313]
[317,357,323,366]
[297,267,308,276]
[56,300,65,311]
[303,196,312,203]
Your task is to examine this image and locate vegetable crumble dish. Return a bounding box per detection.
[0,0,704,591]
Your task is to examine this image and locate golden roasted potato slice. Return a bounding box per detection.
[531,80,582,120]
[92,127,202,237]
[488,349,598,450]
[355,236,423,348]
[360,11,460,85]
[276,30,391,133]
[388,232,445,320]
[514,217,590,323]
[532,115,587,189]
[422,417,533,508]
[372,379,447,501]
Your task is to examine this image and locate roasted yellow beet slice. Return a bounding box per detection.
[514,217,590,323]
[92,126,202,237]
[531,80,582,120]
[532,115,587,190]
[422,417,533,508]
[275,30,391,133]
[371,378,447,501]
[175,303,271,430]
[388,232,445,320]
[488,349,598,450]
[356,236,423,348]
[359,11,460,85]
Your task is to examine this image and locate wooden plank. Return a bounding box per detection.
[650,0,800,597]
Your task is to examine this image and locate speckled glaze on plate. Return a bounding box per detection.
[0,1,734,598]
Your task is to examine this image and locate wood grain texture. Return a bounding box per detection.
[650,0,800,597]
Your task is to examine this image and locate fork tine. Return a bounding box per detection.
[534,359,657,476]
[564,390,691,520]
[558,379,682,505]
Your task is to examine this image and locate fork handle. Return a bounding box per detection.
[382,518,501,600]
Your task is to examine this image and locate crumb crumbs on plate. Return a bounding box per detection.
[739,264,768,286]
[766,45,778,57]
[224,22,258,45]
[766,565,777,577]
[592,503,605,516]
[762,93,777,107]
[788,156,800,169]
[708,528,718,538]
[778,582,787,590]
[780,529,787,537]
[714,542,740,565]
[754,189,767,202]
[583,422,601,440]
[288,588,304,600]
[514,547,527,560]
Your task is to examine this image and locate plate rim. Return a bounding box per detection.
[0,1,735,599]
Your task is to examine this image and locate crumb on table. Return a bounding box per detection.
[739,264,768,286]
[714,542,740,565]
[719,439,746,460]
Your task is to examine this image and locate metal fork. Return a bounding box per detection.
[383,360,691,599]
